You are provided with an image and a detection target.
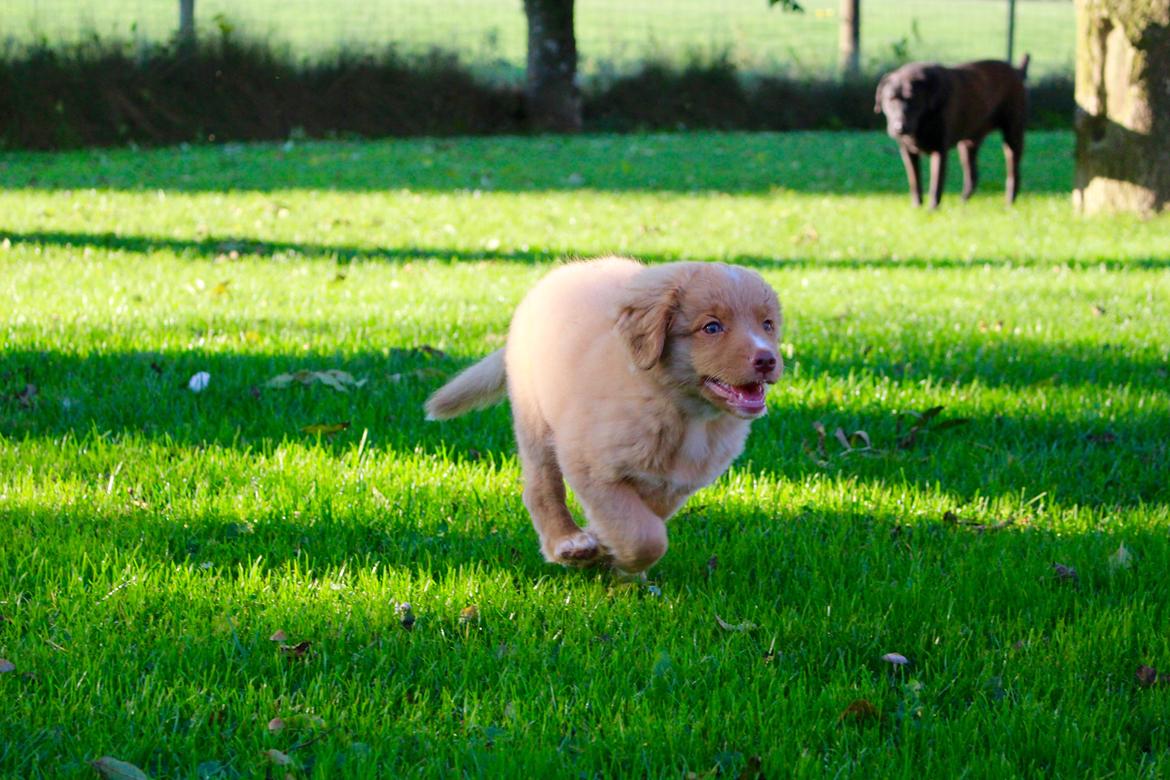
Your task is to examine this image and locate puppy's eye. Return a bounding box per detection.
[763,319,775,333]
[702,321,723,335]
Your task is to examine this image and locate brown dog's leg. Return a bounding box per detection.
[958,140,980,201]
[1003,124,1024,205]
[928,151,947,209]
[570,480,668,574]
[899,146,923,207]
[513,410,601,566]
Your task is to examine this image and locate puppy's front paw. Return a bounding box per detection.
[550,531,606,567]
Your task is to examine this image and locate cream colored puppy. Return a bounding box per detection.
[425,257,783,572]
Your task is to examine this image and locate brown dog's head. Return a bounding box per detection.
[616,262,783,419]
[874,62,951,138]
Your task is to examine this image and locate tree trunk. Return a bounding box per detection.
[1073,0,1170,215]
[838,0,860,79]
[523,0,581,132]
[178,0,196,49]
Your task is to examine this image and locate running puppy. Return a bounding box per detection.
[875,55,1029,208]
[425,257,783,573]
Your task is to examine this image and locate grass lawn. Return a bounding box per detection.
[2,130,1170,777]
[5,0,1074,78]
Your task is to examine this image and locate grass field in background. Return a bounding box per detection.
[5,0,1075,78]
[2,130,1169,777]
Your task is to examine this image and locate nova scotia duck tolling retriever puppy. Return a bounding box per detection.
[875,55,1029,209]
[425,257,783,573]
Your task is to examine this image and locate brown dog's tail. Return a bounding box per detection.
[1017,53,1030,80]
[424,348,507,420]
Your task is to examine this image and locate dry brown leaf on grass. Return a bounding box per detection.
[715,615,758,633]
[266,369,366,392]
[459,605,480,623]
[16,383,37,408]
[300,422,350,436]
[838,699,880,724]
[387,366,446,383]
[90,756,150,780]
[264,749,295,767]
[268,717,285,733]
[278,640,312,658]
[269,629,288,642]
[396,602,416,631]
[1137,665,1164,687]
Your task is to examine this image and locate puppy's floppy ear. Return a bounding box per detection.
[873,73,889,114]
[616,267,685,370]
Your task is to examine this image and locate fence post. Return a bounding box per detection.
[839,0,860,78]
[178,0,196,48]
[1006,0,1016,62]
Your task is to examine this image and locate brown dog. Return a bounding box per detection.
[425,257,783,573]
[875,55,1029,208]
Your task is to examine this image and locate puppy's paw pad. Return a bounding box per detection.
[553,532,603,566]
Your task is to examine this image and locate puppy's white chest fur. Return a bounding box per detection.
[671,416,750,489]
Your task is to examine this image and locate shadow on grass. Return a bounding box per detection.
[6,229,1170,271]
[3,346,1167,510]
[0,131,1076,195]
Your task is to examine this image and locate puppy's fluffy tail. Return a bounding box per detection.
[1017,53,1030,80]
[424,349,507,420]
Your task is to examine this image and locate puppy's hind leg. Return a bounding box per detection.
[513,409,602,567]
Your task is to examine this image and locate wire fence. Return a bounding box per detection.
[5,0,1075,79]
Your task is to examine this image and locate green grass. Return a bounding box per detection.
[2,130,1169,778]
[5,0,1074,78]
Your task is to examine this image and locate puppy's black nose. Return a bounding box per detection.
[753,351,777,375]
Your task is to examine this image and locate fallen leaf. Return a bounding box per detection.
[1110,543,1134,571]
[387,367,445,383]
[1052,562,1079,582]
[187,371,210,393]
[1137,665,1163,687]
[396,602,416,631]
[281,713,326,730]
[459,605,480,623]
[881,652,910,666]
[266,369,365,393]
[90,756,150,779]
[715,614,757,632]
[263,749,294,767]
[0,658,14,673]
[279,640,312,658]
[301,422,350,435]
[838,698,880,723]
[738,754,764,780]
[269,630,288,642]
[16,384,37,408]
[268,717,285,732]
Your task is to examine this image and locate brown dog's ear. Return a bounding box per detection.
[616,267,685,370]
[873,74,889,114]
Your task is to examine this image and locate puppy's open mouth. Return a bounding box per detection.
[702,378,768,418]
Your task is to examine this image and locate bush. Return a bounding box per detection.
[0,37,1072,150]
